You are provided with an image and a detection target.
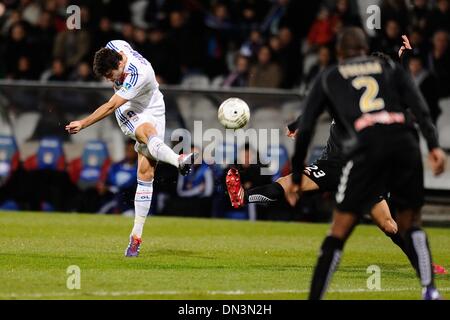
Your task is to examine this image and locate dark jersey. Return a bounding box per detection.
[288,116,347,162]
[291,55,439,183]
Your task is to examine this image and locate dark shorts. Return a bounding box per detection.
[335,126,424,214]
[303,159,344,192]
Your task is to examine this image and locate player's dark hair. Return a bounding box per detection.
[93,47,122,77]
[336,27,369,58]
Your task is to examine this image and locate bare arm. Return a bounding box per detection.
[65,94,128,134]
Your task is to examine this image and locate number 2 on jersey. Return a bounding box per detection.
[351,76,385,113]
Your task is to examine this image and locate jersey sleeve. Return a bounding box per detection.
[395,64,439,150]
[115,71,146,100]
[291,72,328,184]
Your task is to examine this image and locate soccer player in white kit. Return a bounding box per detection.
[66,40,197,257]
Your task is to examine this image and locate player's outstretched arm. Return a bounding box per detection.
[291,73,328,185]
[65,94,128,134]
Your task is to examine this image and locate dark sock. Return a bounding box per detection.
[309,236,344,300]
[387,232,417,272]
[246,182,285,204]
[404,227,435,288]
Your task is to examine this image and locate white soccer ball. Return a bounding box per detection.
[218,97,250,129]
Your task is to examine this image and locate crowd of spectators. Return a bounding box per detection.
[0,0,449,101]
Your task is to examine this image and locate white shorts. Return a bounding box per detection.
[115,104,166,160]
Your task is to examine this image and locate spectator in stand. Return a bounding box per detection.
[410,0,431,34]
[239,28,264,59]
[235,1,263,41]
[4,21,35,79]
[204,2,234,79]
[380,0,409,35]
[248,45,282,88]
[33,10,57,76]
[303,45,333,90]
[428,30,450,97]
[40,58,67,81]
[427,0,450,36]
[307,6,334,49]
[330,0,361,28]
[13,56,35,79]
[222,54,249,87]
[408,54,441,123]
[406,28,430,61]
[277,26,302,88]
[372,19,403,58]
[1,10,22,36]
[69,61,97,82]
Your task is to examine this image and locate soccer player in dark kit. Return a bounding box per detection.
[288,27,446,300]
[226,36,446,277]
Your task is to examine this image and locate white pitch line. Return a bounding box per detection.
[1,287,450,299]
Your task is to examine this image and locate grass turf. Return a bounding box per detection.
[0,211,448,300]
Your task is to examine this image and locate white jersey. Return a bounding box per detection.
[105,40,165,117]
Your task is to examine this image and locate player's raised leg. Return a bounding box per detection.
[135,122,196,176]
[225,171,319,208]
[125,152,156,257]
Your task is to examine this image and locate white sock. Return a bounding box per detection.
[147,135,179,167]
[131,179,153,238]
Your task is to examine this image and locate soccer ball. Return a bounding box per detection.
[218,97,250,129]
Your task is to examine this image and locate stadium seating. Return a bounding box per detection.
[68,140,111,189]
[23,136,66,171]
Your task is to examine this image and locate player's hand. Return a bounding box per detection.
[285,127,298,139]
[428,148,447,176]
[398,35,412,58]
[65,120,83,134]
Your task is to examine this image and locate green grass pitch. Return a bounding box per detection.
[0,211,448,300]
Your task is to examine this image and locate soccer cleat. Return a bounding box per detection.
[226,168,245,208]
[178,152,198,176]
[433,263,447,275]
[422,286,442,300]
[125,235,142,257]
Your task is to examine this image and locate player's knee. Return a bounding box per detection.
[136,123,157,144]
[380,218,398,235]
[137,170,154,182]
[275,176,290,191]
[137,165,154,181]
